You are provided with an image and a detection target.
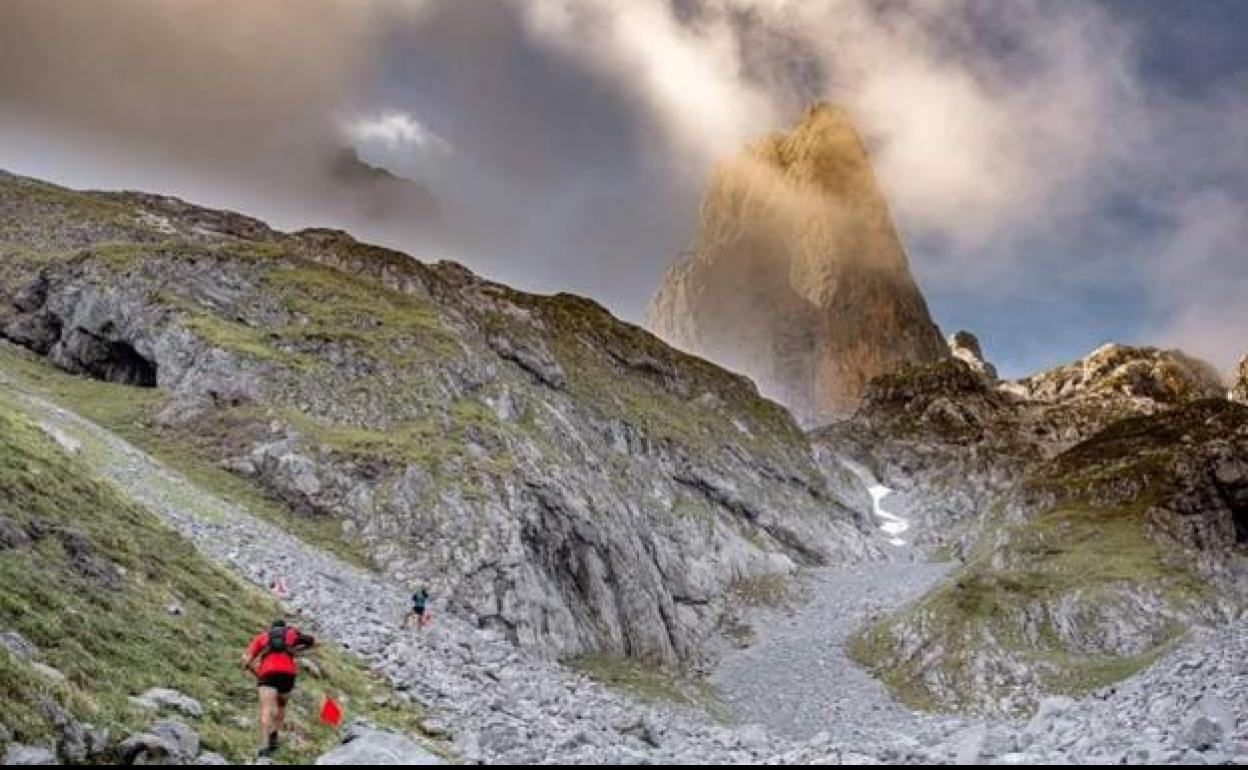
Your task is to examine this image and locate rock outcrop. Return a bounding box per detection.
[649,104,947,425]
[316,723,444,765]
[1004,343,1225,406]
[854,399,1247,714]
[0,169,873,666]
[948,331,997,381]
[822,344,1241,713]
[820,344,1232,551]
[1232,355,1248,404]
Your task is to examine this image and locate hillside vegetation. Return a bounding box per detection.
[0,400,422,762]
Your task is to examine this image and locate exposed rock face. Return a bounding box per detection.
[127,689,203,719]
[1004,343,1225,406]
[855,399,1246,714]
[1232,355,1248,404]
[948,331,997,381]
[821,344,1232,552]
[819,345,1240,713]
[1,745,57,765]
[649,104,947,425]
[0,169,874,666]
[316,723,444,765]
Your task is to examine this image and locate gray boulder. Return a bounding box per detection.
[38,698,85,764]
[194,752,228,765]
[129,688,203,719]
[117,733,178,765]
[1184,715,1225,752]
[316,726,442,766]
[149,719,200,759]
[0,631,37,663]
[1,746,56,766]
[118,719,199,765]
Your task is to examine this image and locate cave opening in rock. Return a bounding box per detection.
[97,339,158,387]
[60,329,159,388]
[1230,496,1248,546]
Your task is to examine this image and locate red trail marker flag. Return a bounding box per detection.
[320,696,343,728]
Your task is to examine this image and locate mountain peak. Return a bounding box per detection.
[748,102,875,198]
[650,105,946,423]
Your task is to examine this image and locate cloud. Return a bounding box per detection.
[1148,188,1248,374]
[0,0,1244,373]
[516,1,780,170]
[344,111,453,156]
[513,0,1248,367]
[0,0,429,230]
[342,110,454,185]
[515,0,1151,264]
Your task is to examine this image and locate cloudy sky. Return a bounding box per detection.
[1,0,1245,378]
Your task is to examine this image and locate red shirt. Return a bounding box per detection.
[246,628,308,677]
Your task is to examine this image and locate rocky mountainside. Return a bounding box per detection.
[817,343,1246,713]
[0,169,874,668]
[649,103,948,425]
[820,343,1231,553]
[6,335,1248,765]
[0,398,426,764]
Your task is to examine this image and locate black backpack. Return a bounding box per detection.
[265,626,289,655]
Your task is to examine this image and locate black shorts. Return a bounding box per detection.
[257,673,296,695]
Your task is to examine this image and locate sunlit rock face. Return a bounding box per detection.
[650,104,946,425]
[1232,355,1248,404]
[948,330,998,382]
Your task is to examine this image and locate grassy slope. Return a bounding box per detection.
[0,404,428,763]
[0,342,369,568]
[567,654,727,721]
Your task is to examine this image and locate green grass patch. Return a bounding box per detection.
[567,654,726,720]
[845,623,942,712]
[280,395,512,476]
[850,491,1208,713]
[0,405,428,763]
[0,343,370,568]
[180,313,317,370]
[264,262,457,364]
[728,572,798,608]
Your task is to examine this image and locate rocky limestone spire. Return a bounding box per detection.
[649,103,947,424]
[1233,355,1248,404]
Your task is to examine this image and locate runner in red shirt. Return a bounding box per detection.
[241,619,315,758]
